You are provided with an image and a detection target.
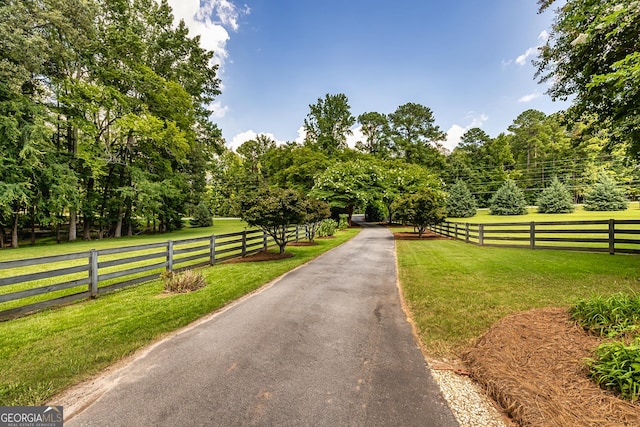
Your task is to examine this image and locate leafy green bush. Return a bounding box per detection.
[536,177,575,214]
[317,219,337,237]
[588,339,640,401]
[161,270,207,293]
[191,202,213,227]
[584,173,628,211]
[446,180,477,218]
[338,214,349,230]
[392,188,446,238]
[489,180,528,215]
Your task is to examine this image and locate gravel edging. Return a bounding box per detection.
[430,368,509,427]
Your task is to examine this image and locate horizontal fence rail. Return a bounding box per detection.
[429,219,640,255]
[0,225,304,321]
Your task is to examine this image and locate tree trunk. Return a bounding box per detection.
[0,224,5,248]
[30,206,36,245]
[68,207,77,241]
[347,205,354,226]
[11,212,19,248]
[114,204,124,237]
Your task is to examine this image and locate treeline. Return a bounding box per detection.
[0,0,222,247]
[211,94,639,220]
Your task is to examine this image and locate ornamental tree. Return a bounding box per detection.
[536,177,575,214]
[489,180,528,216]
[240,187,307,254]
[392,189,446,238]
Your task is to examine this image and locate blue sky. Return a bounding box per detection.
[167,0,570,151]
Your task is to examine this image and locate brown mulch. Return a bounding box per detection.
[288,241,319,246]
[463,307,640,426]
[223,251,294,263]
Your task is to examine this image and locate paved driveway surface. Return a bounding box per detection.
[66,218,458,426]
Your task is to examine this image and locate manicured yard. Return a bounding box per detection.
[396,238,640,357]
[0,228,359,406]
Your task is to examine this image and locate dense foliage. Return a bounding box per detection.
[489,181,528,216]
[446,180,477,218]
[583,173,629,211]
[537,0,640,159]
[0,0,222,247]
[393,189,446,237]
[536,177,575,214]
[240,187,308,254]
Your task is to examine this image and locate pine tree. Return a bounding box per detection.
[537,177,575,213]
[489,180,528,215]
[584,174,628,211]
[446,180,477,218]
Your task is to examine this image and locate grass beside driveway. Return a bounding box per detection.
[395,238,640,357]
[0,228,359,406]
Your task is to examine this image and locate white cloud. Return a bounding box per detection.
[294,126,307,145]
[443,113,489,151]
[346,125,364,149]
[504,30,549,67]
[443,124,467,152]
[538,30,549,42]
[227,130,285,151]
[518,92,542,103]
[207,101,229,119]
[165,0,249,68]
[516,47,538,66]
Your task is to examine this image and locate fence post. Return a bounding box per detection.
[210,235,216,265]
[609,219,615,255]
[89,249,98,298]
[263,230,268,250]
[530,222,536,250]
[295,225,300,242]
[479,224,484,246]
[242,231,247,256]
[454,223,458,240]
[167,240,174,272]
[465,223,470,243]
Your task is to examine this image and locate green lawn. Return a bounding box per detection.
[396,239,640,357]
[0,219,250,262]
[448,204,640,223]
[0,228,359,406]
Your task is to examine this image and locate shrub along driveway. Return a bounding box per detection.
[61,218,458,427]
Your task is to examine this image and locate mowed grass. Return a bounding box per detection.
[0,219,250,262]
[396,239,640,357]
[448,203,640,223]
[0,228,359,406]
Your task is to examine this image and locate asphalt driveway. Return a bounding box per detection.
[64,217,458,426]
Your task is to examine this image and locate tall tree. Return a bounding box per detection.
[388,102,447,170]
[303,93,356,157]
[355,112,392,158]
[536,0,640,158]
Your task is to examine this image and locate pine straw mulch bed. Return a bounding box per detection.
[463,307,640,426]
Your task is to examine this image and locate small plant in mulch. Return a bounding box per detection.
[161,270,207,293]
[571,293,640,402]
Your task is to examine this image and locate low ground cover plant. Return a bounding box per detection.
[317,219,338,237]
[571,293,640,338]
[162,270,207,293]
[572,293,640,401]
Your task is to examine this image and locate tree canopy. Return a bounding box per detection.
[536,0,640,158]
